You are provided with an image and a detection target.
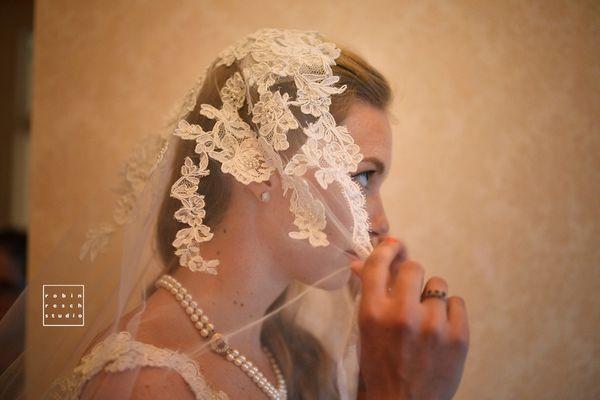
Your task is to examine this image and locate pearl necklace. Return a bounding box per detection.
[155,274,287,400]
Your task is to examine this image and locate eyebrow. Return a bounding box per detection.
[361,157,386,175]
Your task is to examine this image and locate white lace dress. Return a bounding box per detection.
[49,331,229,400]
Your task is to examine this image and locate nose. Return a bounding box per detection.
[368,197,390,246]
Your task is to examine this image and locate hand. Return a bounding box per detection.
[351,237,469,400]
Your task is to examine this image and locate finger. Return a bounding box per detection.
[387,243,409,286]
[390,259,425,305]
[420,276,449,321]
[447,296,469,344]
[360,236,404,298]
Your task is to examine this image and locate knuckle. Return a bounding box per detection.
[420,320,443,341]
[393,319,416,335]
[358,304,384,328]
[358,314,372,330]
[447,332,470,351]
[390,309,418,333]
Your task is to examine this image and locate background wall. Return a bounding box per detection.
[30,1,599,399]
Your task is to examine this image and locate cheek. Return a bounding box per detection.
[312,182,357,251]
[261,176,356,288]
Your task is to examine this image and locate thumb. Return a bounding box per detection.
[350,260,364,278]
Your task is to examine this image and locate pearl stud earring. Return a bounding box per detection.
[260,192,270,202]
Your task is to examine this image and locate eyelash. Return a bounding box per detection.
[351,170,376,189]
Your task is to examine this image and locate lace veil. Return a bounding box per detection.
[0,28,381,399]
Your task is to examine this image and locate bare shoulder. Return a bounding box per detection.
[80,366,196,400]
[77,293,213,399]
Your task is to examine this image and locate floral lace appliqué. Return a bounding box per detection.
[169,28,373,272]
[48,331,229,400]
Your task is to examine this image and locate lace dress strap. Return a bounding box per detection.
[48,331,229,400]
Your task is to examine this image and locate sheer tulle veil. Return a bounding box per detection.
[0,28,393,399]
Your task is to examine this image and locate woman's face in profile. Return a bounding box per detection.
[262,100,393,290]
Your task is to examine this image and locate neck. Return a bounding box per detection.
[170,209,289,362]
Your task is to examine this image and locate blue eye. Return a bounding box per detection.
[352,170,374,188]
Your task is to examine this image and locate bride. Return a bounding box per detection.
[5,28,469,399]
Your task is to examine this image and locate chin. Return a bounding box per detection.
[313,267,352,291]
[283,241,355,291]
[299,253,353,291]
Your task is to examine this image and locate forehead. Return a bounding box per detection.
[342,100,393,169]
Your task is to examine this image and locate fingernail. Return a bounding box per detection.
[384,236,398,244]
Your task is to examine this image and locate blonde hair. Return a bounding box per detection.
[157,43,392,399]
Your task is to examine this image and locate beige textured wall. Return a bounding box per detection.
[30,1,599,399]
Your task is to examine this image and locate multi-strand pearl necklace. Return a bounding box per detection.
[155,274,287,400]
